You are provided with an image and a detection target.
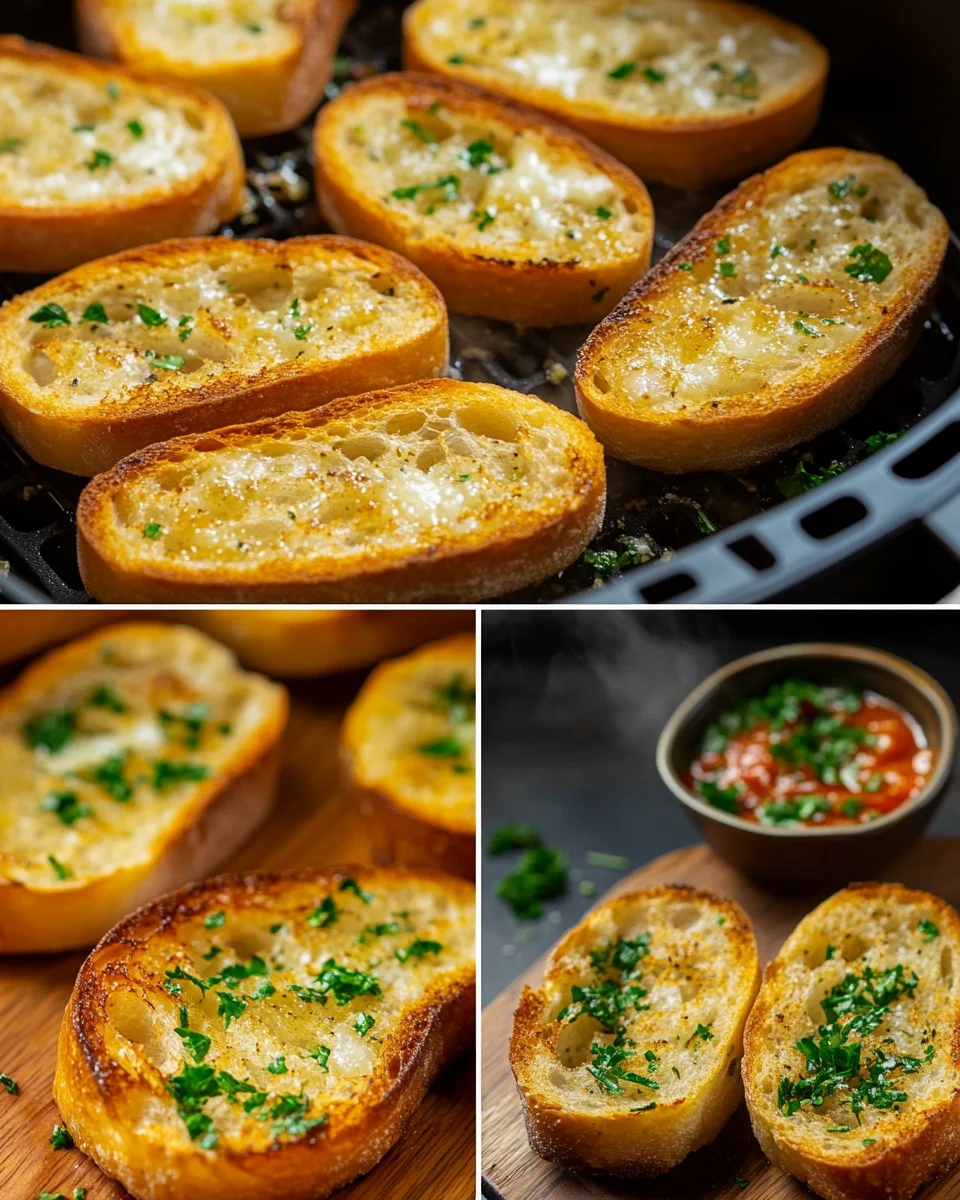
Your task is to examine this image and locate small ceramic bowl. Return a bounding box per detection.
[656,643,958,892]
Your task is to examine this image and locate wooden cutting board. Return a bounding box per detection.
[481,837,960,1200]
[0,671,475,1200]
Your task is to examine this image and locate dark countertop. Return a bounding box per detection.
[480,609,960,1004]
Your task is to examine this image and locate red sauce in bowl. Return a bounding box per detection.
[685,679,934,827]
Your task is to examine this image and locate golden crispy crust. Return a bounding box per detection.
[75,378,606,604]
[315,72,654,325]
[0,623,289,953]
[575,148,949,472]
[0,235,449,476]
[77,0,358,137]
[0,37,243,274]
[510,885,760,1177]
[402,0,828,188]
[54,865,476,1200]
[743,883,960,1200]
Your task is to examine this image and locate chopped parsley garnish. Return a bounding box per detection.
[143,522,162,539]
[106,82,120,100]
[205,911,225,930]
[396,938,442,963]
[152,760,210,790]
[267,1056,287,1075]
[677,261,693,271]
[25,707,77,753]
[488,824,541,854]
[595,205,612,219]
[844,243,893,284]
[81,302,109,324]
[29,303,71,329]
[391,174,460,202]
[418,734,465,757]
[464,137,495,168]
[354,1012,376,1038]
[918,919,939,942]
[159,703,211,749]
[689,1023,714,1047]
[250,981,275,999]
[559,980,649,1031]
[137,302,167,326]
[203,946,221,961]
[178,315,194,341]
[175,1024,212,1065]
[127,119,144,138]
[145,350,185,371]
[585,851,630,870]
[588,1042,660,1094]
[758,795,831,825]
[307,896,339,928]
[829,175,869,201]
[313,959,382,1005]
[447,54,465,64]
[0,1073,18,1095]
[716,236,731,255]
[496,845,567,919]
[434,674,475,724]
[718,262,737,279]
[340,877,373,903]
[48,855,71,880]
[89,683,125,712]
[311,1045,331,1070]
[642,66,666,83]
[294,324,312,340]
[476,207,496,231]
[42,790,92,826]
[697,778,742,814]
[607,61,637,80]
[0,138,21,153]
[216,992,247,1030]
[401,118,437,144]
[794,317,822,338]
[268,1093,328,1138]
[50,1124,73,1150]
[85,149,114,171]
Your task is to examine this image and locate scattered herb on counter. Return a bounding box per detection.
[50,1124,73,1150]
[0,1073,18,1095]
[585,851,630,871]
[496,845,567,919]
[488,824,542,854]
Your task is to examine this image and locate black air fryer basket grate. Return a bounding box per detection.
[1,0,959,604]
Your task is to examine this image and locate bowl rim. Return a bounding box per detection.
[656,641,958,839]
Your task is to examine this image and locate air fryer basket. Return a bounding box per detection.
[1,0,958,605]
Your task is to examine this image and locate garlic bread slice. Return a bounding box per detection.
[743,883,960,1200]
[576,149,949,472]
[315,73,653,326]
[343,633,476,877]
[0,235,448,476]
[0,623,288,953]
[55,865,475,1200]
[0,37,243,274]
[510,885,760,1177]
[75,378,606,604]
[403,0,828,188]
[78,0,357,137]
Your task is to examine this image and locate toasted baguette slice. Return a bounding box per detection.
[187,611,474,677]
[403,0,828,188]
[0,37,242,274]
[55,865,475,1200]
[0,611,117,667]
[315,73,654,326]
[77,0,357,137]
[743,883,960,1200]
[342,633,476,878]
[0,623,288,953]
[576,149,949,473]
[76,378,606,604]
[510,885,760,1178]
[0,235,448,476]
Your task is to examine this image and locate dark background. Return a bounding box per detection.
[480,609,960,1003]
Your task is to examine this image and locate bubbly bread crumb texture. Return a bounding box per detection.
[93,382,600,575]
[323,81,648,264]
[3,239,442,417]
[0,43,221,206]
[67,869,475,1154]
[344,634,476,835]
[406,0,821,119]
[0,623,283,887]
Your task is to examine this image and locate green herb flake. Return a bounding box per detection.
[354,1012,375,1037]
[677,261,693,271]
[340,877,373,903]
[0,1072,18,1095]
[29,303,71,329]
[127,119,144,138]
[829,175,869,201]
[608,61,637,80]
[311,1045,331,1071]
[642,66,666,83]
[718,262,737,278]
[488,824,541,854]
[42,790,92,826]
[81,302,109,324]
[152,760,210,790]
[496,846,567,919]
[205,911,225,930]
[596,205,612,219]
[418,735,465,757]
[585,851,630,870]
[216,992,247,1030]
[396,938,442,963]
[0,137,21,153]
[306,896,339,928]
[919,919,939,942]
[50,1124,73,1150]
[267,1056,287,1075]
[85,149,114,171]
[844,243,893,284]
[48,854,71,880]
[175,1026,212,1065]
[143,522,162,539]
[401,118,438,144]
[106,81,120,100]
[137,302,167,327]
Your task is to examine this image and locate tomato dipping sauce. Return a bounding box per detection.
[685,678,934,827]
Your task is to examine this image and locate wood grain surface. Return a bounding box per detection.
[481,837,960,1200]
[0,669,476,1200]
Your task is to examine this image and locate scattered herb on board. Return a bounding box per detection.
[496,846,567,919]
